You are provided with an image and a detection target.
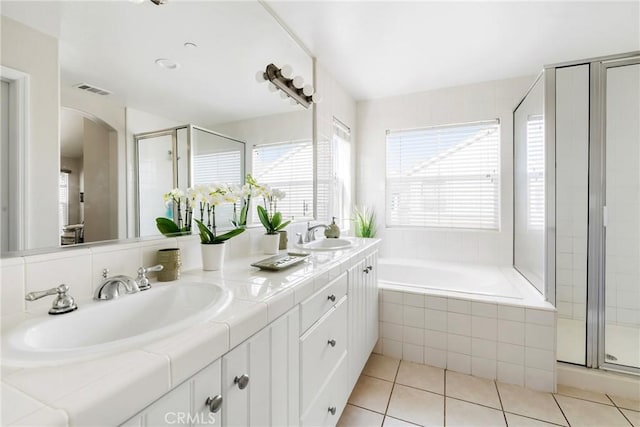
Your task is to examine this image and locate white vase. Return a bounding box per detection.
[263,233,280,255]
[201,242,225,271]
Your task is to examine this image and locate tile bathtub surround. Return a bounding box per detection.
[378,289,557,392]
[338,354,640,427]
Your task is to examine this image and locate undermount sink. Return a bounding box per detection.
[297,238,354,251]
[1,282,231,367]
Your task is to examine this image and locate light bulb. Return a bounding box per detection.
[303,84,314,96]
[312,93,323,103]
[268,82,278,92]
[292,76,304,89]
[280,91,289,99]
[280,64,294,79]
[255,70,266,83]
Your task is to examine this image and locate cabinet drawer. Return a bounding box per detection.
[300,272,347,333]
[300,297,347,413]
[301,353,348,427]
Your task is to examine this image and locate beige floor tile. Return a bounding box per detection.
[382,416,421,427]
[555,395,631,427]
[337,404,385,427]
[610,395,640,412]
[387,384,444,426]
[496,382,567,426]
[446,371,501,409]
[621,408,640,426]
[504,413,564,426]
[395,361,444,394]
[363,354,401,382]
[348,375,394,414]
[555,385,612,405]
[445,397,506,426]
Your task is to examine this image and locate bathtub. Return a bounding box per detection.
[377,258,524,300]
[375,257,557,392]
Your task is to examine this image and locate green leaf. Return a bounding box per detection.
[212,227,245,243]
[271,211,282,229]
[194,219,215,244]
[256,205,272,233]
[156,217,180,236]
[274,219,291,232]
[239,200,248,226]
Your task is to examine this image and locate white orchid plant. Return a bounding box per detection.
[156,184,244,244]
[256,184,290,235]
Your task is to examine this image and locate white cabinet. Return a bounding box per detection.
[122,359,222,427]
[223,307,300,427]
[347,250,378,391]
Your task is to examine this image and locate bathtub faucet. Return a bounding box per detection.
[305,222,328,242]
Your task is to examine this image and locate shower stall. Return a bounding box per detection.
[514,51,640,374]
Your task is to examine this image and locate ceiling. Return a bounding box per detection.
[267,1,640,100]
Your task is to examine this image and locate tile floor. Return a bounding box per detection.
[338,353,640,427]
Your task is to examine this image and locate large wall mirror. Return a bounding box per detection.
[0,1,313,255]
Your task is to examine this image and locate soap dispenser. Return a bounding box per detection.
[324,217,341,238]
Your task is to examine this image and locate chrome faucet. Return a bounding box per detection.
[25,284,78,315]
[305,222,328,242]
[94,264,163,300]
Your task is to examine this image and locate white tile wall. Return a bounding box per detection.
[376,289,557,392]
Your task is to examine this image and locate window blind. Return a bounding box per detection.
[193,151,242,186]
[526,115,544,230]
[252,140,313,220]
[386,120,500,230]
[317,118,352,230]
[59,171,69,232]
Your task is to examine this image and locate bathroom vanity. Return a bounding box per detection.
[1,237,379,426]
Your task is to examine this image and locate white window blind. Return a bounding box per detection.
[59,171,69,233]
[252,140,313,220]
[317,118,352,230]
[193,151,242,185]
[526,115,544,230]
[386,120,500,230]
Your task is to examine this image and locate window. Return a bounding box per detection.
[59,171,70,233]
[526,115,544,230]
[317,118,352,230]
[193,151,242,185]
[252,140,313,220]
[386,120,500,230]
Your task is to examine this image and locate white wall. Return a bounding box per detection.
[1,17,59,249]
[357,76,533,265]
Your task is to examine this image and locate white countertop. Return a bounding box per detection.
[1,239,380,426]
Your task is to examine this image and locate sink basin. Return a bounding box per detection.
[297,238,354,251]
[1,282,231,367]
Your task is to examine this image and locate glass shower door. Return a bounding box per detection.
[604,61,640,370]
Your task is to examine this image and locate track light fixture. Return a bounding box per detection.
[256,63,320,109]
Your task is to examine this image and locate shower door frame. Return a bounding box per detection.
[589,55,640,374]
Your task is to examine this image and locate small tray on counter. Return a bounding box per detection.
[250,252,310,271]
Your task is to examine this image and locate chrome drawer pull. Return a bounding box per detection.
[327,294,336,302]
[328,406,337,415]
[327,339,336,347]
[205,395,223,413]
[234,374,249,389]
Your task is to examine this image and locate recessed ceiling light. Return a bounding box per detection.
[155,58,180,70]
[184,42,198,49]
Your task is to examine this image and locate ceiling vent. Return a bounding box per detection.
[73,83,111,96]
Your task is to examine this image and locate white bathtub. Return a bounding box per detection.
[378,258,525,300]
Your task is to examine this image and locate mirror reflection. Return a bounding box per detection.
[0,0,313,255]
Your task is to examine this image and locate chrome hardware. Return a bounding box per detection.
[136,264,163,291]
[205,395,223,413]
[367,265,373,271]
[296,232,304,245]
[328,406,337,415]
[327,294,336,302]
[94,268,139,300]
[327,339,336,347]
[234,374,249,389]
[25,284,78,315]
[363,268,369,274]
[305,222,328,242]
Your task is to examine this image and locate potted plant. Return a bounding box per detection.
[230,174,258,229]
[155,189,193,237]
[353,206,376,238]
[256,186,290,254]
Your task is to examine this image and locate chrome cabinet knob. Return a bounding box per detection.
[328,406,337,415]
[327,294,336,302]
[327,339,336,347]
[205,395,223,413]
[234,374,249,390]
